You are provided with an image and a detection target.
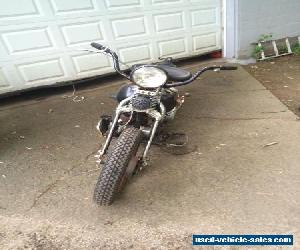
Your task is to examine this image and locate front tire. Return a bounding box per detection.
[93,126,143,205]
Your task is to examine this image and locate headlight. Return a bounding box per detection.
[131,66,167,88]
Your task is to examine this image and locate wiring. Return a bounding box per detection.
[62,84,85,102]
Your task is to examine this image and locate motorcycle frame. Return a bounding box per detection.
[98,94,166,164]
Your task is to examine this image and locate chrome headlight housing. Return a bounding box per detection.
[131,65,167,88]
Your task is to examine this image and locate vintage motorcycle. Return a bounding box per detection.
[90,42,237,205]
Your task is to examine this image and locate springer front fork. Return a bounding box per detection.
[96,96,166,165]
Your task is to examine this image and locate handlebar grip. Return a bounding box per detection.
[219,65,238,70]
[90,42,105,50]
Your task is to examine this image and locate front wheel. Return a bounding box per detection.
[93,126,143,205]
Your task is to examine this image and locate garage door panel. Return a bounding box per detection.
[104,0,141,8]
[61,22,104,46]
[50,0,96,14]
[0,0,221,94]
[2,27,54,54]
[152,0,183,5]
[72,53,111,75]
[193,33,218,52]
[154,11,184,32]
[0,0,41,19]
[0,38,10,60]
[158,38,188,57]
[111,16,148,39]
[18,58,66,84]
[190,24,220,36]
[118,44,152,64]
[191,8,218,26]
[0,68,10,88]
[0,22,61,60]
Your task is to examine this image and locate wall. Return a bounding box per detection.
[237,0,300,58]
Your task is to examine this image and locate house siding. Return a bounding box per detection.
[237,0,300,58]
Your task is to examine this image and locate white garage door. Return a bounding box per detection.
[0,0,222,94]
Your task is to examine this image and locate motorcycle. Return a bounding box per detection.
[90,42,237,205]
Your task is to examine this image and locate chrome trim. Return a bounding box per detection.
[98,96,133,157]
[142,103,166,162]
[98,93,166,164]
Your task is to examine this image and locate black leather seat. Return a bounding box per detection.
[156,64,192,82]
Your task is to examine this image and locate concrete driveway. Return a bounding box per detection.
[0,63,299,249]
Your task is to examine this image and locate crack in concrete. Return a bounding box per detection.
[26,166,79,212]
[261,110,287,114]
[26,162,97,212]
[28,179,62,211]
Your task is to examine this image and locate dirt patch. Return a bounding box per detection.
[243,55,300,117]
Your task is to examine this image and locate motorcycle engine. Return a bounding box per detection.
[131,90,160,111]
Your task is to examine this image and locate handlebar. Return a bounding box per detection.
[90,42,106,51]
[91,42,237,86]
[165,65,237,87]
[90,42,130,80]
[219,65,238,70]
